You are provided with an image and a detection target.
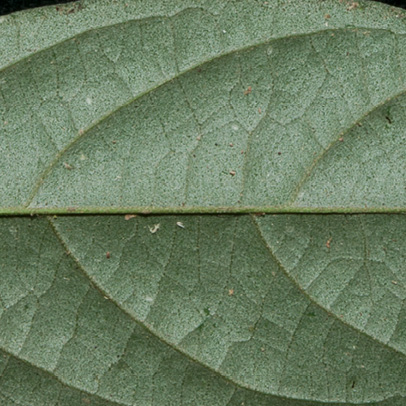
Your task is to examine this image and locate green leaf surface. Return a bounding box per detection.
[1,0,406,213]
[2,214,406,405]
[2,0,406,405]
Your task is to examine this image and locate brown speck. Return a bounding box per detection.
[324,13,331,19]
[196,135,202,141]
[63,162,73,170]
[241,150,244,154]
[229,143,234,147]
[228,289,234,296]
[258,108,262,114]
[125,214,137,220]
[339,137,344,142]
[106,252,111,259]
[79,129,84,135]
[67,207,76,212]
[392,280,398,285]
[326,237,332,249]
[244,86,252,95]
[112,140,117,144]
[229,170,236,176]
[277,151,282,155]
[254,212,265,217]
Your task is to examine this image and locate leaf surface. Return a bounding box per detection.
[2,1,406,405]
[1,0,406,213]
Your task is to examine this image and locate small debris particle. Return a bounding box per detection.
[125,214,137,220]
[149,224,160,234]
[324,13,331,19]
[112,140,117,144]
[277,151,282,155]
[229,170,236,176]
[254,212,266,217]
[79,129,84,135]
[176,221,185,229]
[339,137,344,142]
[258,108,262,114]
[392,280,398,285]
[228,289,234,296]
[326,237,332,249]
[67,207,76,212]
[241,150,244,154]
[347,2,359,11]
[106,252,111,259]
[63,162,73,170]
[229,143,234,147]
[86,97,92,105]
[261,347,265,352]
[196,135,202,141]
[244,86,252,95]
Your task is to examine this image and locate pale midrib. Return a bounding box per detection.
[18,26,401,211]
[45,215,405,405]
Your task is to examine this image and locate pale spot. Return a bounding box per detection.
[86,97,92,105]
[149,224,160,234]
[232,124,239,131]
[80,154,86,161]
[145,296,154,303]
[0,17,5,24]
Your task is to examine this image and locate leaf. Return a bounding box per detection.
[1,0,406,213]
[1,0,406,405]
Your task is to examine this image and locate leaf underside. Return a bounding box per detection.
[1,0,406,405]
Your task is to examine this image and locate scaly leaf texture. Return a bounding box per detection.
[2,1,406,405]
[1,0,406,212]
